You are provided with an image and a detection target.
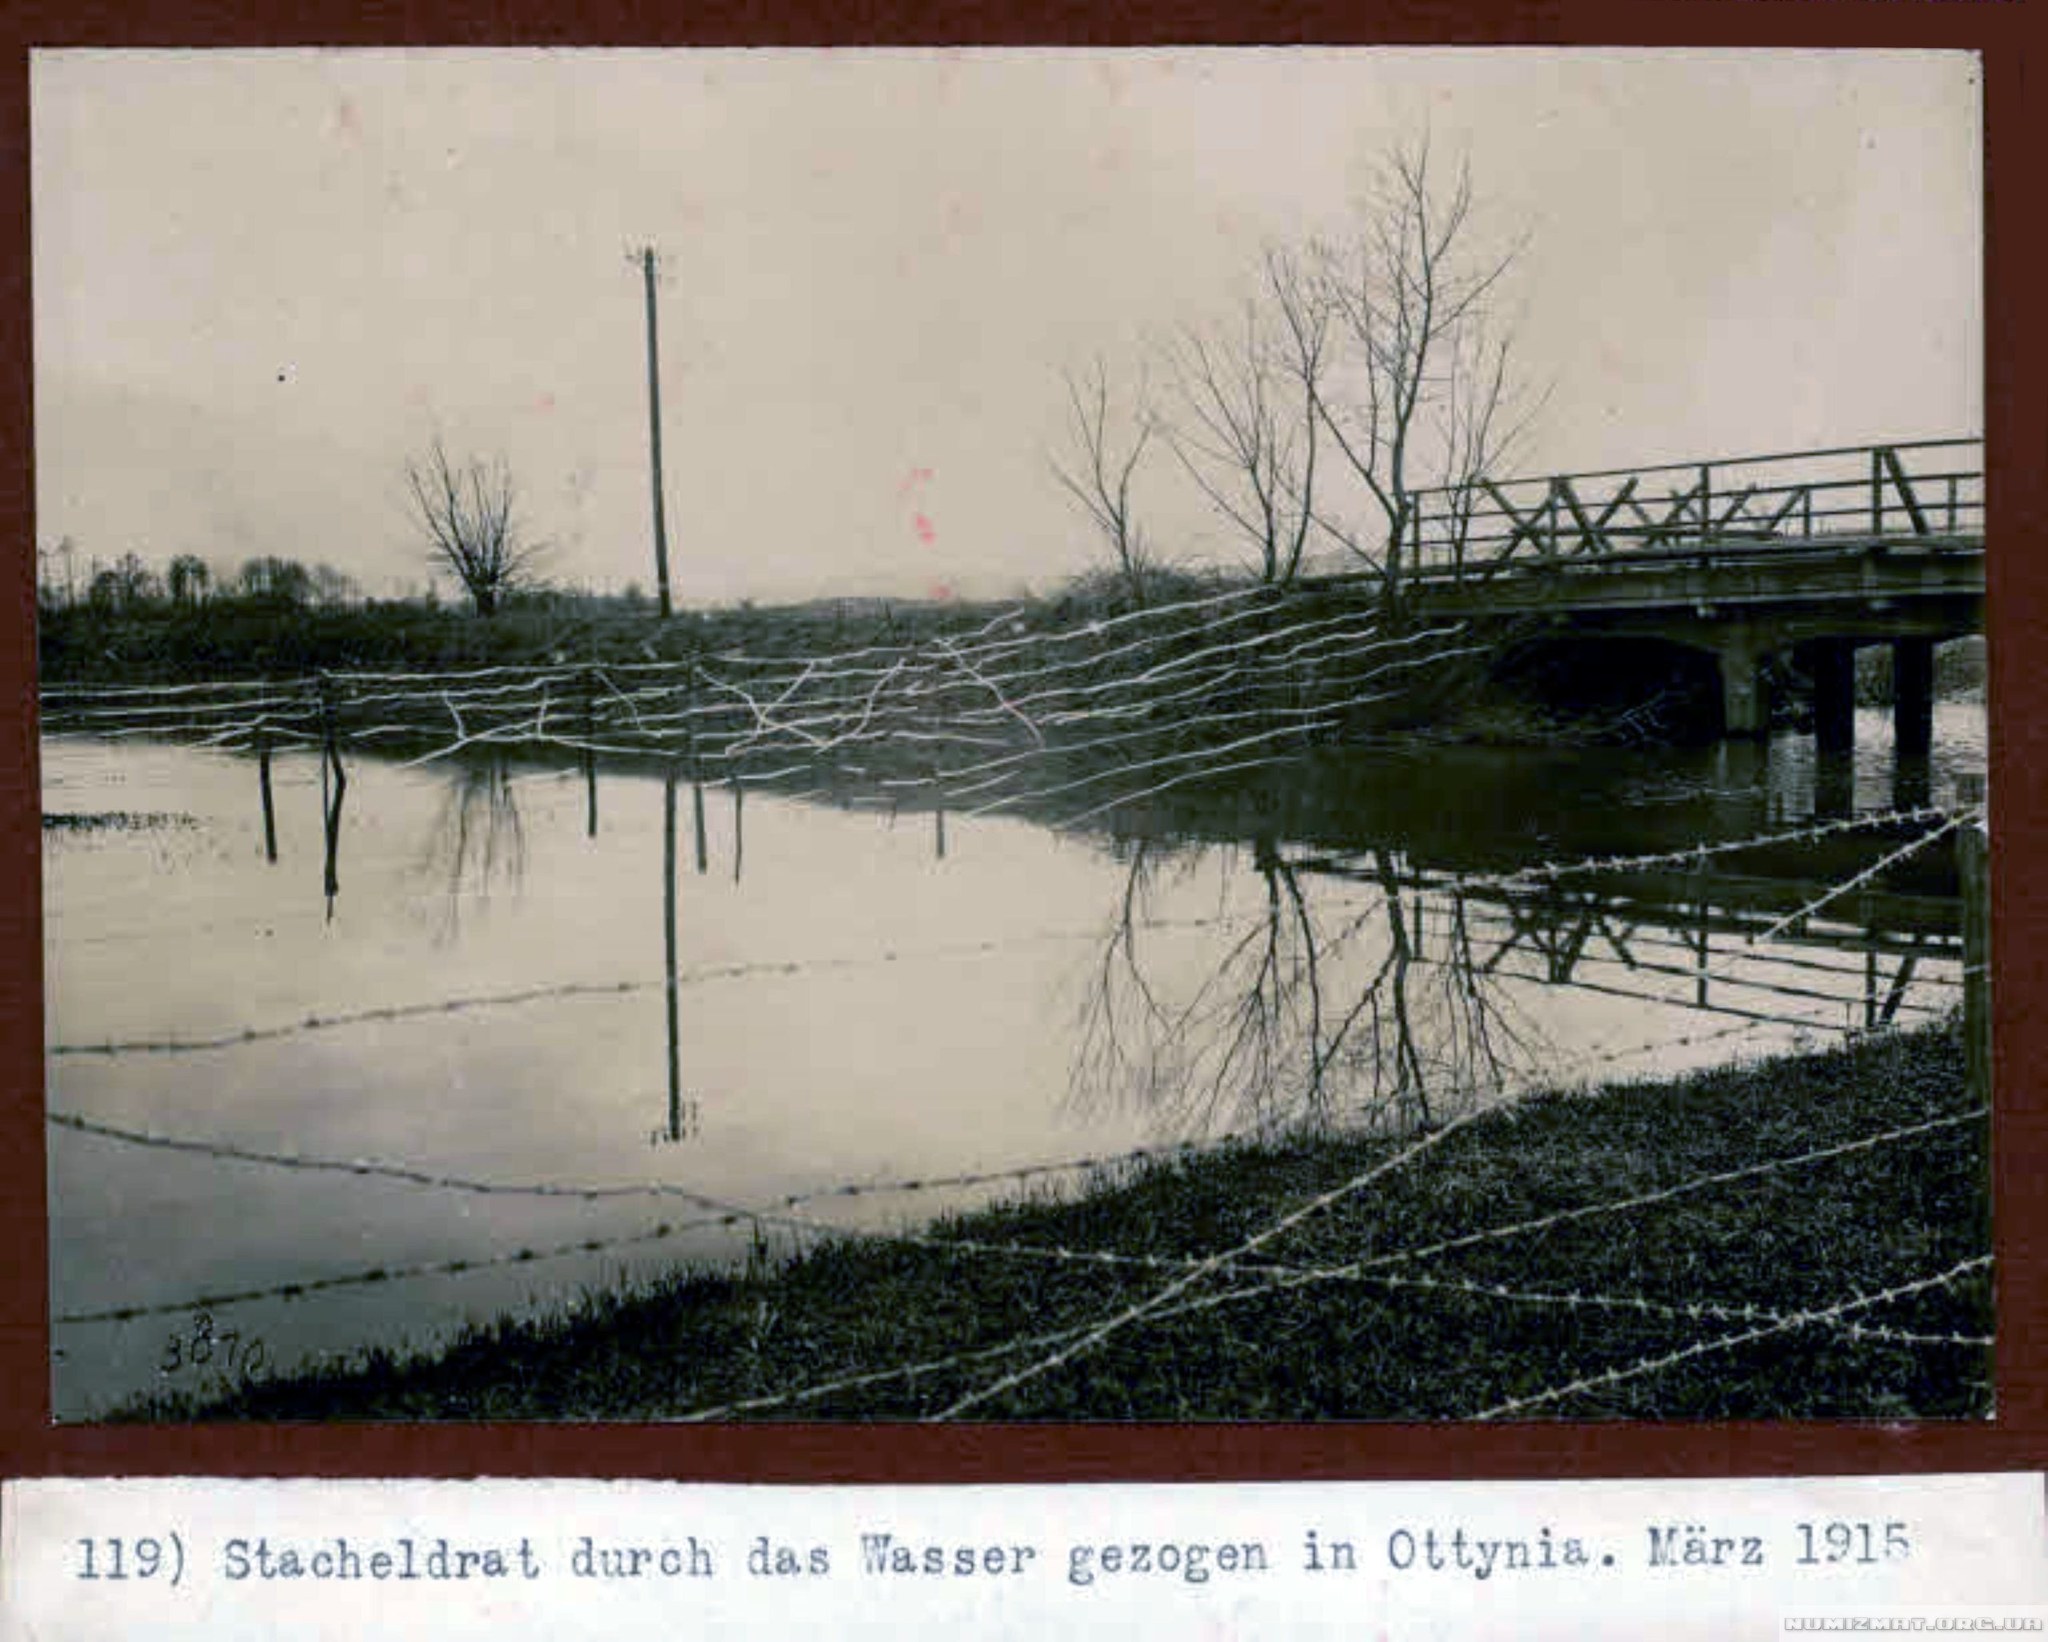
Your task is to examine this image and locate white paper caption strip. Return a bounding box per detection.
[4,1473,2043,1639]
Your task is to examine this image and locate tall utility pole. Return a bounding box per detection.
[638,245,674,618]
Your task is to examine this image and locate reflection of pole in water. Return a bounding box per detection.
[935,801,947,862]
[1692,889,1710,1011]
[257,732,278,863]
[663,768,683,1142]
[731,775,744,884]
[583,669,599,838]
[693,758,708,875]
[319,729,347,922]
[1682,842,1712,1010]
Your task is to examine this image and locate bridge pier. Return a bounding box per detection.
[1715,632,1771,739]
[1816,754,1856,820]
[1894,636,1935,765]
[1811,638,1857,754]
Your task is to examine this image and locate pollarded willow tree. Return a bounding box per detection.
[404,439,541,617]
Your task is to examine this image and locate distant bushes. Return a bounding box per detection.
[41,594,534,684]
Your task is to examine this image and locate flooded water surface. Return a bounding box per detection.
[44,706,1984,1417]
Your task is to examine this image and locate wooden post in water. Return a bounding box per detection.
[689,739,709,876]
[663,767,683,1142]
[1957,772,1990,1113]
[583,666,599,838]
[257,729,278,863]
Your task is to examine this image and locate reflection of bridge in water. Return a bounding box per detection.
[1291,848,1960,1037]
[1072,809,1972,1140]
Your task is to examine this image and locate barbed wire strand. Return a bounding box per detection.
[828,1105,1982,1287]
[930,1104,1495,1419]
[52,1209,761,1326]
[1467,1256,1991,1420]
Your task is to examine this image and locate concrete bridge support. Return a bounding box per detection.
[1714,629,1771,739]
[1708,628,1942,756]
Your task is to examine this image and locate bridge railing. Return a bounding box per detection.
[1400,437,1983,584]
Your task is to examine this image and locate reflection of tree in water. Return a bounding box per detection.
[1071,835,1548,1138]
[419,753,527,938]
[1072,840,1197,1117]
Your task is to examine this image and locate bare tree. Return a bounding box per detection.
[1311,137,1540,608]
[405,440,539,617]
[1049,358,1158,607]
[1162,247,1332,588]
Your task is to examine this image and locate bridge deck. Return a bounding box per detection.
[1314,438,1985,600]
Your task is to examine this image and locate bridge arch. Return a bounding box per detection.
[1489,631,1742,740]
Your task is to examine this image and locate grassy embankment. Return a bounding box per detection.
[131,1020,1988,1422]
[36,575,1203,686]
[41,584,1985,757]
[40,572,1506,791]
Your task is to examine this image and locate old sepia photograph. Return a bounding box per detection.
[36,47,1988,1422]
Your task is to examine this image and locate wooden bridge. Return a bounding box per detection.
[1324,438,1986,744]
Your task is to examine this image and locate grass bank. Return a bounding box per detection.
[132,1021,1988,1422]
[37,571,1225,687]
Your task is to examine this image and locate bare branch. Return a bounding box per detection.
[1048,357,1159,607]
[1159,270,1330,589]
[1309,136,1543,605]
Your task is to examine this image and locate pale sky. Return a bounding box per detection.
[32,48,1981,606]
